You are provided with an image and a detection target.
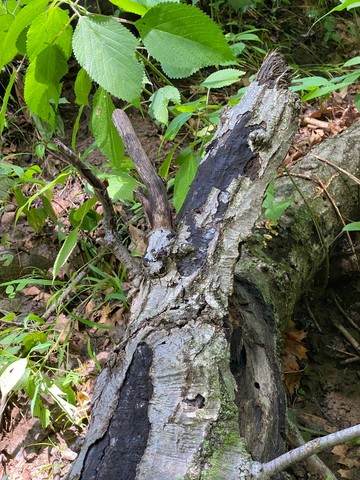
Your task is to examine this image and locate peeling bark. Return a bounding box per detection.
[68,52,360,480]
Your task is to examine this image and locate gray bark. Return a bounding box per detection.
[67,53,360,480]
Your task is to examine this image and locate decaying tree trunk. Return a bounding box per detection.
[66,53,360,480]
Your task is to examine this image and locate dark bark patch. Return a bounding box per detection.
[176,112,257,225]
[176,113,263,276]
[80,343,153,480]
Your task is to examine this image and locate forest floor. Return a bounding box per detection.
[1,87,360,479]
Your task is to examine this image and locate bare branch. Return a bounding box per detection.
[255,423,360,479]
[54,139,141,277]
[112,109,173,230]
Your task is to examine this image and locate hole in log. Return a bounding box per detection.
[184,394,205,409]
[254,382,260,389]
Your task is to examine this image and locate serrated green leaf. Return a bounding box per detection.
[0,358,27,397]
[201,68,245,89]
[108,0,147,15]
[26,6,72,62]
[91,88,125,162]
[149,86,180,125]
[135,3,234,78]
[0,0,49,70]
[73,16,144,102]
[24,45,68,127]
[53,227,79,279]
[173,148,198,212]
[75,68,92,106]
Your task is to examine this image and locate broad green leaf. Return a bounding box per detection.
[101,171,138,202]
[22,332,48,353]
[24,45,68,127]
[173,148,198,212]
[201,68,245,89]
[26,6,72,62]
[53,227,79,279]
[149,86,181,125]
[291,76,332,92]
[75,68,92,106]
[91,88,125,162]
[342,222,360,232]
[0,0,49,70]
[73,16,144,102]
[135,3,234,78]
[112,0,180,11]
[0,358,27,397]
[108,0,147,15]
[164,112,192,140]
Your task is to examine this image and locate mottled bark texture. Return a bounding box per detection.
[68,51,360,480]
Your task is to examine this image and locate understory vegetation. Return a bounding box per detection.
[0,0,360,478]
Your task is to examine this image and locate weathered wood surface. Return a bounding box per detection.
[68,53,299,480]
[67,51,360,479]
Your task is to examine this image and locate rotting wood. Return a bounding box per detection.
[68,52,301,480]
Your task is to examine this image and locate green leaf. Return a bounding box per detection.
[135,3,234,78]
[0,358,27,397]
[91,88,125,162]
[263,180,294,222]
[158,144,177,179]
[201,68,245,89]
[75,68,92,106]
[149,86,181,125]
[24,45,68,127]
[332,0,360,11]
[26,6,72,62]
[108,0,148,15]
[164,112,192,140]
[72,16,144,102]
[343,56,360,67]
[342,222,360,232]
[0,0,49,70]
[0,70,16,136]
[291,76,332,92]
[101,171,138,202]
[53,227,79,279]
[173,147,198,212]
[22,332,48,354]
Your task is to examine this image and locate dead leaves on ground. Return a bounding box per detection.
[282,320,308,395]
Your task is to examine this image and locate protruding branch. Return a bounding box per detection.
[112,109,173,230]
[255,423,360,479]
[54,139,141,277]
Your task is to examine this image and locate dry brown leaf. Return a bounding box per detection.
[21,286,42,296]
[128,224,147,255]
[55,313,72,343]
[337,468,357,480]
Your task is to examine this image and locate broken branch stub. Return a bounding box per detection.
[112,109,173,231]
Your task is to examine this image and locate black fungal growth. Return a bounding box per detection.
[80,343,153,480]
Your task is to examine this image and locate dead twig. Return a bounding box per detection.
[112,109,173,230]
[54,140,141,278]
[255,423,360,479]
